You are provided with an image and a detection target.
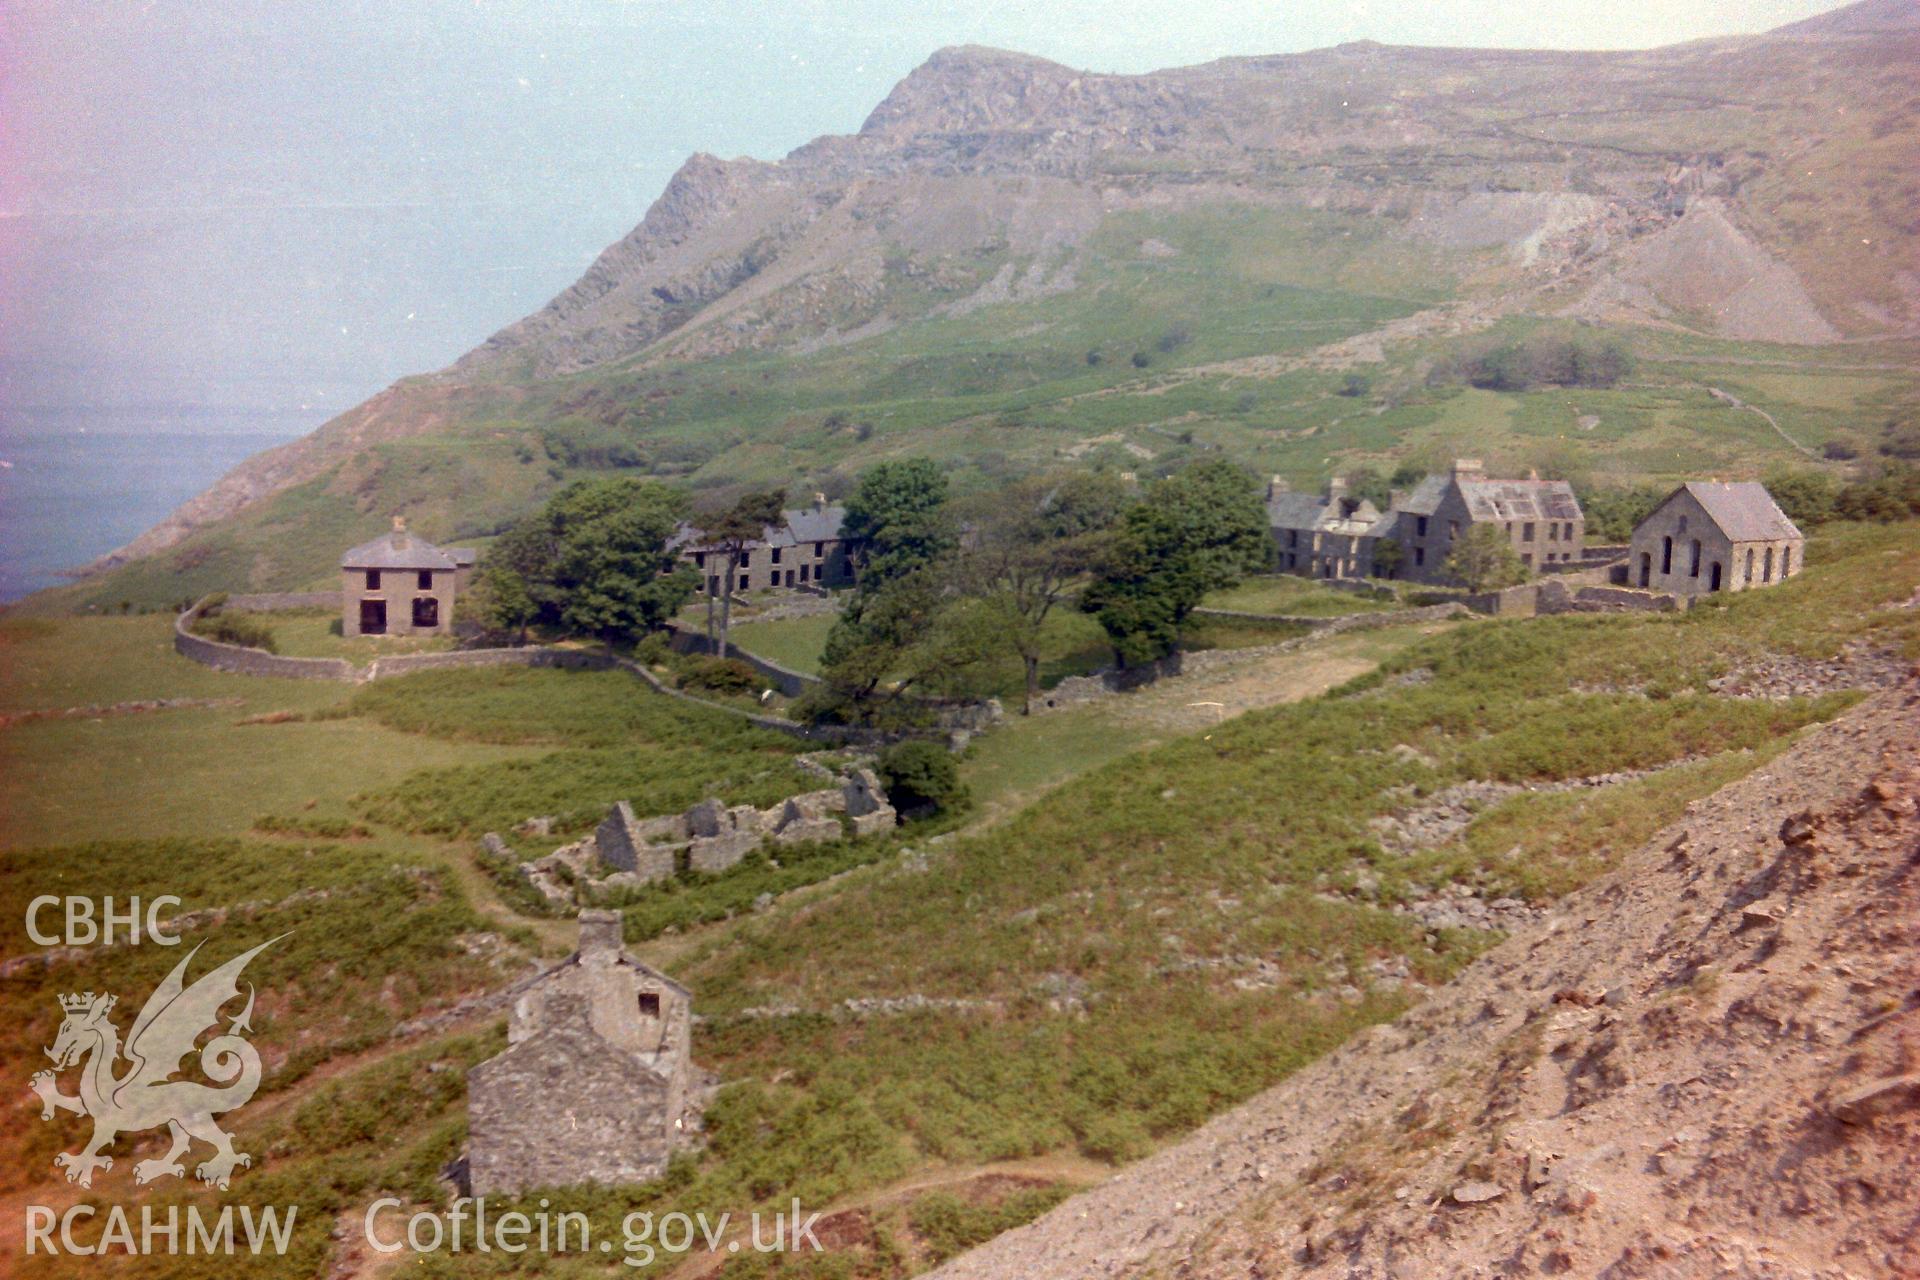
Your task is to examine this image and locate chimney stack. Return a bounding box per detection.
[578,909,623,962]
[1451,458,1485,481]
[1267,475,1289,499]
[1326,475,1348,500]
[391,514,409,549]
[814,492,827,510]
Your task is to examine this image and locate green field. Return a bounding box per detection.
[1201,575,1397,616]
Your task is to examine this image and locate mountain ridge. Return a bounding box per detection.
[58,0,1920,598]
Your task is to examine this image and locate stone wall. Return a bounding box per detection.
[225,591,343,611]
[1463,583,1540,617]
[666,623,818,696]
[1535,580,1685,615]
[174,596,925,745]
[173,601,357,681]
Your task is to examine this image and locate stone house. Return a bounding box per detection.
[1266,460,1585,585]
[1627,481,1804,596]
[1387,460,1585,583]
[1266,476,1388,580]
[340,517,476,637]
[674,495,859,598]
[466,911,703,1195]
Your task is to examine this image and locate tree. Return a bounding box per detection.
[547,478,697,651]
[1344,465,1391,510]
[1443,523,1529,592]
[808,460,965,726]
[957,471,1128,714]
[701,489,786,658]
[1371,537,1404,579]
[475,516,559,644]
[842,459,955,582]
[1081,461,1269,666]
[875,740,969,819]
[1762,469,1837,527]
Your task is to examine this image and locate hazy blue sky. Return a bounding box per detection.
[1,0,1849,426]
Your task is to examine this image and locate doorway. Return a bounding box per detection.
[359,599,387,635]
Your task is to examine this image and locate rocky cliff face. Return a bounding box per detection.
[453,6,1918,385]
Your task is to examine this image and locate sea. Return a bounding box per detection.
[0,408,313,603]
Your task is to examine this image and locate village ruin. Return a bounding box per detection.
[505,764,898,909]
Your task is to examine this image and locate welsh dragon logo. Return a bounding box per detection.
[29,937,281,1190]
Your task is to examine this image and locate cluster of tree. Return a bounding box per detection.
[1764,465,1920,526]
[1431,333,1633,393]
[476,477,696,649]
[798,458,1271,725]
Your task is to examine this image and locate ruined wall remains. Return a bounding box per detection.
[1535,580,1686,615]
[509,766,898,908]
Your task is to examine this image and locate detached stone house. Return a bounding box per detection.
[340,517,476,637]
[673,495,859,598]
[1389,460,1585,583]
[466,911,704,1195]
[1628,481,1803,596]
[1267,476,1388,580]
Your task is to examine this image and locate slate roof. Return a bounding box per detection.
[674,504,849,553]
[341,529,471,571]
[1676,481,1803,543]
[1267,491,1381,534]
[1457,478,1582,522]
[1394,475,1452,515]
[1393,474,1580,522]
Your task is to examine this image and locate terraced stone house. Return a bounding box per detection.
[1267,460,1585,584]
[674,495,859,597]
[340,517,476,637]
[1266,476,1387,581]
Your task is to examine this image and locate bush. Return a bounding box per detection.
[680,656,762,695]
[875,740,969,819]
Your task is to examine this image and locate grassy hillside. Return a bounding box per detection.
[6,523,1915,1276]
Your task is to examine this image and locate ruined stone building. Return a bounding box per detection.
[340,516,476,637]
[466,911,703,1195]
[1628,481,1803,596]
[673,495,860,598]
[1267,460,1586,585]
[1266,476,1386,580]
[1388,460,1585,582]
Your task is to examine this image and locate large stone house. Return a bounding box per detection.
[1389,460,1585,582]
[1267,460,1585,584]
[674,496,859,598]
[340,517,476,637]
[1628,481,1803,596]
[466,911,704,1195]
[1266,476,1388,580]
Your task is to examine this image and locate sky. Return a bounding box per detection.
[0,0,1854,429]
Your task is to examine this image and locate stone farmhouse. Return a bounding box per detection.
[467,911,704,1195]
[1267,460,1585,585]
[674,495,860,598]
[340,517,476,637]
[1628,481,1804,596]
